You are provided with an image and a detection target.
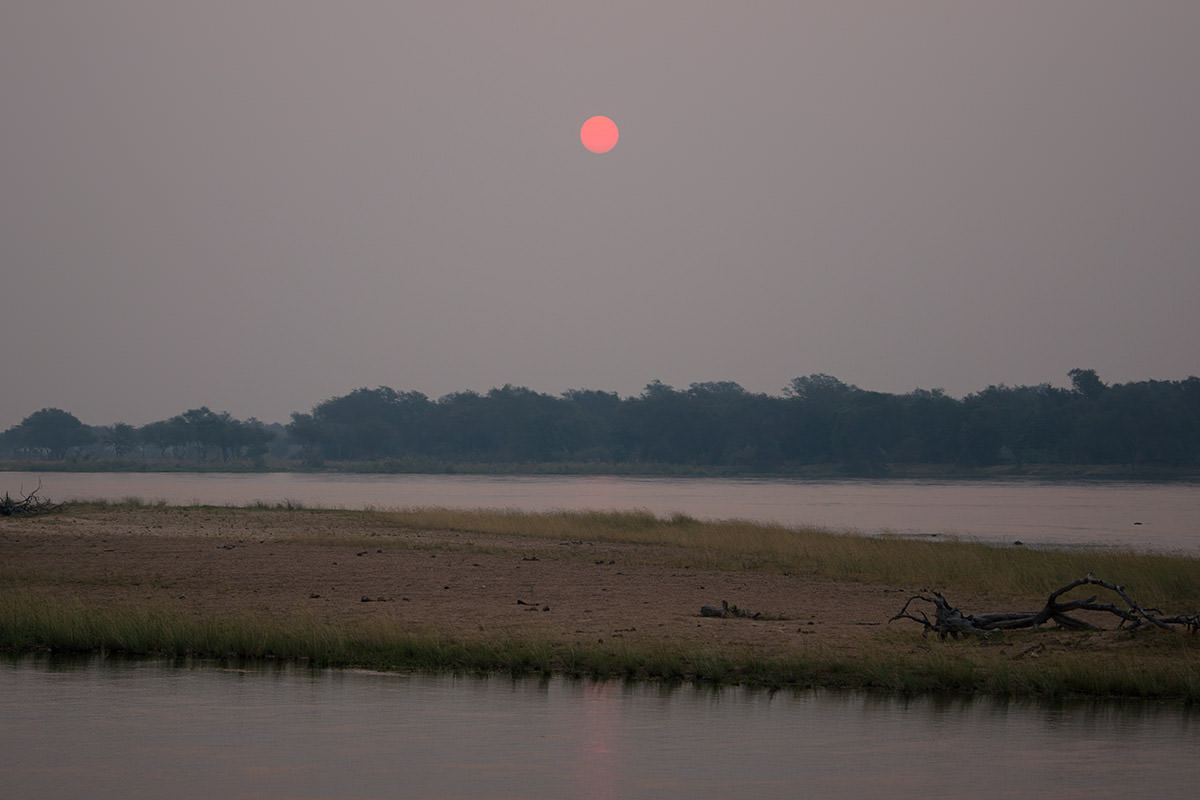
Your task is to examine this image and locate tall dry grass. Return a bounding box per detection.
[339,507,1200,606]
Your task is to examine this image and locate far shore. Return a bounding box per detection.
[3,503,1198,701]
[4,459,1200,482]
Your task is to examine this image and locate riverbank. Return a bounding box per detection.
[5,459,1199,481]
[3,504,1198,701]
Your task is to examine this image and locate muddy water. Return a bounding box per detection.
[2,657,1196,800]
[5,471,1199,552]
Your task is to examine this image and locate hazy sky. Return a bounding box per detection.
[3,2,1198,428]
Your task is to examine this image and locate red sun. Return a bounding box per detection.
[580,115,619,154]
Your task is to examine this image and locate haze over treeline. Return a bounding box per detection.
[3,5,1199,434]
[2,370,1197,473]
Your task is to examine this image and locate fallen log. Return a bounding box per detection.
[889,574,1199,638]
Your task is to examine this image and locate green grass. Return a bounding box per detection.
[3,592,1198,702]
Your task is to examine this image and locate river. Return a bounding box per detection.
[2,657,1196,800]
[4,473,1199,797]
[4,471,1199,553]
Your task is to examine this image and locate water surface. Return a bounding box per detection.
[5,471,1198,552]
[2,657,1196,800]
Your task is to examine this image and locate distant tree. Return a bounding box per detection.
[168,407,226,459]
[957,402,1004,466]
[288,387,431,461]
[227,418,274,462]
[431,390,493,458]
[618,381,699,463]
[780,374,860,463]
[683,382,782,466]
[103,422,140,457]
[959,384,1062,466]
[1094,380,1195,469]
[958,384,1067,467]
[561,389,622,459]
[477,385,577,461]
[2,408,95,459]
[261,422,295,459]
[1069,368,1107,401]
[138,408,275,461]
[139,418,187,458]
[831,391,904,471]
[896,388,962,463]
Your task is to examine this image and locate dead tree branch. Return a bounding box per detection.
[889,574,1199,638]
[0,482,60,517]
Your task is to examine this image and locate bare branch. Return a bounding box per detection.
[0,481,60,516]
[889,575,1198,638]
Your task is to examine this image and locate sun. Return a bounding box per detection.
[580,115,619,154]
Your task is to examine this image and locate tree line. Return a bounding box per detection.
[2,370,1197,473]
[0,406,279,463]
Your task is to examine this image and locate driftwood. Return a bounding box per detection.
[0,483,59,517]
[890,574,1199,639]
[700,600,761,619]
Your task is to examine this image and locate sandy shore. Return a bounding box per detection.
[2,505,1189,672]
[2,505,938,657]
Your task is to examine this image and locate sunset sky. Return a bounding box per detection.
[3,2,1198,429]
